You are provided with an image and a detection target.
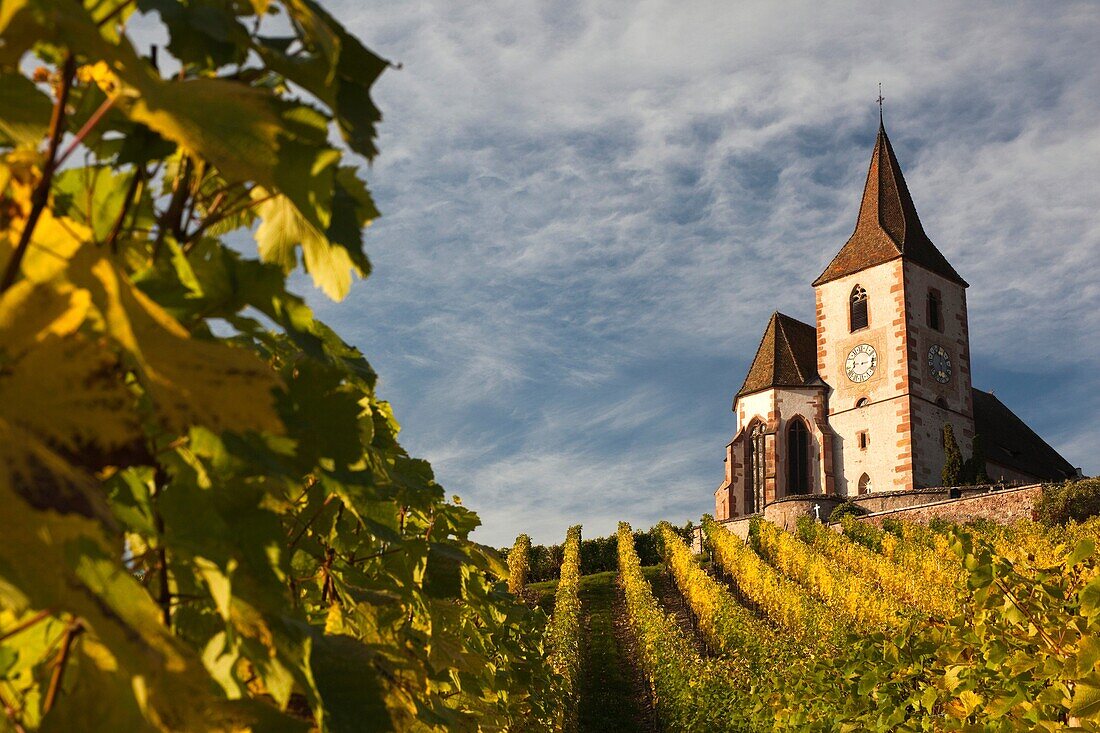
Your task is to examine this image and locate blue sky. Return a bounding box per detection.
[285,0,1100,546]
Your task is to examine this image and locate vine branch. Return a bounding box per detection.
[43,620,83,714]
[0,54,76,294]
[0,610,52,643]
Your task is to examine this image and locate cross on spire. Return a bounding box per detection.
[877,83,885,122]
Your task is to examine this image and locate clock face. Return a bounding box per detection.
[928,344,952,383]
[845,344,877,383]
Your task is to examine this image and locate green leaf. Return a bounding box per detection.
[52,166,133,242]
[0,644,17,675]
[1081,575,1100,619]
[0,71,53,147]
[1068,537,1095,566]
[261,0,389,159]
[138,0,251,71]
[309,634,395,733]
[1070,675,1100,720]
[1079,636,1100,674]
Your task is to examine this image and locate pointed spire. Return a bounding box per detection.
[734,312,820,403]
[813,120,967,287]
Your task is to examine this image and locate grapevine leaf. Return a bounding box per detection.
[12,205,284,434]
[259,0,389,159]
[253,189,365,301]
[52,166,135,242]
[1068,538,1095,566]
[1081,576,1100,619]
[94,260,284,434]
[39,638,155,733]
[0,71,52,147]
[309,633,395,733]
[1070,674,1100,720]
[0,281,137,521]
[9,0,340,231]
[137,0,251,71]
[1079,635,1100,674]
[0,476,306,732]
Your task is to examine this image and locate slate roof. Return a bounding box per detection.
[734,312,821,404]
[972,388,1077,482]
[813,121,968,287]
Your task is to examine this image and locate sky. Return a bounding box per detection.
[277,0,1100,546]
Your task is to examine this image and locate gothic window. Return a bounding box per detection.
[850,285,868,331]
[786,418,811,495]
[927,289,943,331]
[857,473,872,495]
[746,423,766,513]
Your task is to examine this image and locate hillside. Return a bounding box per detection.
[512,513,1100,732]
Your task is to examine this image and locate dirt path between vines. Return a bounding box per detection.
[576,571,658,733]
[647,566,712,658]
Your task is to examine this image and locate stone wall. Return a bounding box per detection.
[764,495,846,531]
[850,484,1005,514]
[696,514,755,552]
[902,262,975,489]
[817,260,915,495]
[699,483,1044,551]
[852,484,1041,527]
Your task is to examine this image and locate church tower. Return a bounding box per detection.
[813,120,975,494]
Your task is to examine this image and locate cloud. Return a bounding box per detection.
[292,0,1097,545]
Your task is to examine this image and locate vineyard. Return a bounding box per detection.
[513,511,1100,732]
[1,0,1099,731]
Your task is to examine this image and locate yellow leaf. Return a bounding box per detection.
[253,190,362,301]
[0,281,137,522]
[13,209,283,435]
[112,268,284,434]
[0,279,90,355]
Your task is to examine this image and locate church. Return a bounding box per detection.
[714,119,1078,521]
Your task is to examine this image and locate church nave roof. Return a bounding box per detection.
[734,312,821,403]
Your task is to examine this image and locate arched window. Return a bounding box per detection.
[746,423,766,513]
[855,397,869,408]
[857,473,872,495]
[935,397,947,409]
[927,289,943,331]
[786,419,811,495]
[850,285,868,331]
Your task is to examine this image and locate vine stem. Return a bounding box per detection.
[993,576,1064,654]
[0,610,52,643]
[43,620,83,714]
[104,167,144,252]
[287,493,336,549]
[0,687,27,733]
[0,54,76,295]
[152,154,192,261]
[55,93,117,168]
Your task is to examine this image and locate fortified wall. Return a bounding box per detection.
[695,483,1041,550]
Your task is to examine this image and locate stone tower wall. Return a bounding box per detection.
[815,260,914,493]
[901,262,975,487]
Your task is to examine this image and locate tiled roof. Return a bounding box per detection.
[813,121,968,287]
[972,388,1076,482]
[734,312,820,404]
